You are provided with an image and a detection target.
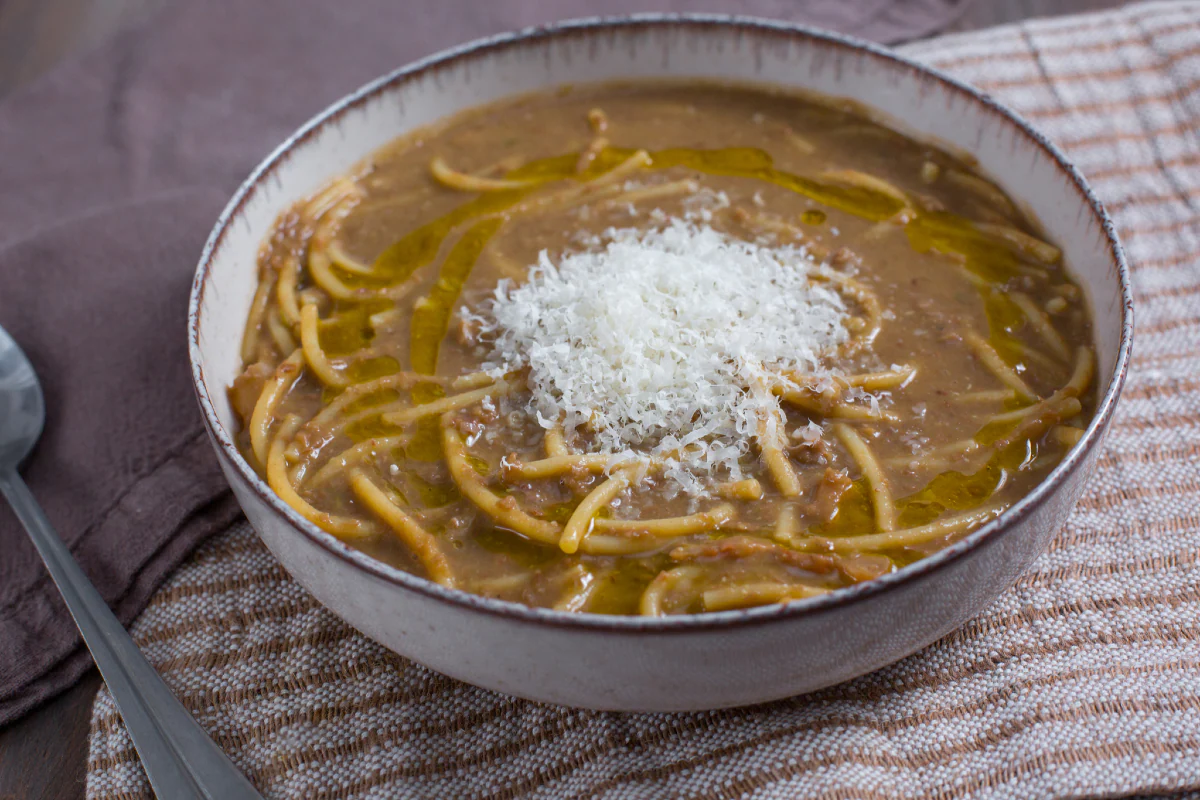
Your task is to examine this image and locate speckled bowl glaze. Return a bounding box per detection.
[189,15,1132,712]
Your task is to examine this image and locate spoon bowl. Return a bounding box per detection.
[0,325,44,470]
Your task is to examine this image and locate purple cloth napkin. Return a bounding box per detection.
[0,0,969,724]
[0,190,243,723]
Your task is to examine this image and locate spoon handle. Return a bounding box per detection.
[0,471,261,799]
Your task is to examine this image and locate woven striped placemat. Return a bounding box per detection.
[86,2,1200,797]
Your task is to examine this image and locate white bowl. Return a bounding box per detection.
[188,15,1132,712]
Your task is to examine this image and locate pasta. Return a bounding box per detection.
[229,80,1096,615]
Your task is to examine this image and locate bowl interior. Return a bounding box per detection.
[190,16,1130,621]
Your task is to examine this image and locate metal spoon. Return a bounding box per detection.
[0,325,261,799]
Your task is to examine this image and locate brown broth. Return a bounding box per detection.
[230,81,1096,616]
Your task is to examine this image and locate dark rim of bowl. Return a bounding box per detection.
[188,13,1134,633]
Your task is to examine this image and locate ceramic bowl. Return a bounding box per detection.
[188,15,1132,712]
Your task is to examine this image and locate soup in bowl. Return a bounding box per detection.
[190,16,1130,710]
[230,81,1098,616]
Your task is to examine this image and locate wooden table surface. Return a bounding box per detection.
[0,0,1129,797]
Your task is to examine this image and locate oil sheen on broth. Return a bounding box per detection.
[230,81,1096,616]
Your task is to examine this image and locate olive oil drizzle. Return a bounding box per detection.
[382,145,908,384]
[314,143,1067,538]
[817,438,1034,550]
[906,211,1048,402]
[409,218,505,375]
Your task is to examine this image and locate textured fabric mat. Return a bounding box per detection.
[87,2,1200,797]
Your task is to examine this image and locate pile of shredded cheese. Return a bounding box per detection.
[470,218,850,496]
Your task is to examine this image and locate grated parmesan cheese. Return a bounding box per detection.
[792,420,824,443]
[469,218,849,495]
[844,386,883,418]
